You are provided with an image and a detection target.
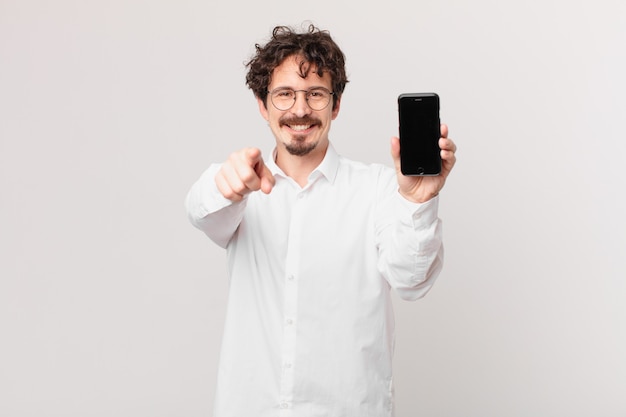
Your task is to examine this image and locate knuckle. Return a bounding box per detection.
[230,181,248,195]
[240,170,259,186]
[224,191,242,202]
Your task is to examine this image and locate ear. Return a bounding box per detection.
[331,95,341,120]
[257,97,269,121]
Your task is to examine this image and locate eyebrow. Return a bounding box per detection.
[271,86,329,91]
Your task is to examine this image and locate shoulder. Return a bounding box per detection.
[335,155,397,192]
[337,154,394,178]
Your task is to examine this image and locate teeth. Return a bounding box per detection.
[290,124,311,131]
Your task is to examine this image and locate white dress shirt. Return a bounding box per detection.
[186,143,444,417]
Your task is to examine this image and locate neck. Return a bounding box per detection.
[275,143,328,187]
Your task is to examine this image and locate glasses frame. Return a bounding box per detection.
[267,87,335,111]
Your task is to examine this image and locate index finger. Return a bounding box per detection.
[244,147,263,165]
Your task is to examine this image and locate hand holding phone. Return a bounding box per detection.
[398,93,441,176]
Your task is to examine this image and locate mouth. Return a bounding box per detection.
[280,117,320,133]
[288,124,314,132]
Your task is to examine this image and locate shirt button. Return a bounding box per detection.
[287,275,295,281]
[286,319,293,325]
[280,402,289,409]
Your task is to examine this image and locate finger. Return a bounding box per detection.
[225,150,260,194]
[440,123,448,138]
[244,147,263,166]
[440,138,456,178]
[255,158,275,194]
[390,136,401,172]
[222,157,250,193]
[441,148,456,167]
[215,166,244,202]
[439,137,457,153]
[235,148,264,192]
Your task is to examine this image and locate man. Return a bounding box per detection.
[186,24,456,417]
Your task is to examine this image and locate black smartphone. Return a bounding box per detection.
[397,93,441,176]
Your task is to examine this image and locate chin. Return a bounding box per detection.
[285,138,318,156]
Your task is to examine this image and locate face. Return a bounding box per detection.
[258,55,341,159]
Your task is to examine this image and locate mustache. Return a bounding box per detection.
[279,115,321,127]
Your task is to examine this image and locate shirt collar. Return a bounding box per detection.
[267,142,340,185]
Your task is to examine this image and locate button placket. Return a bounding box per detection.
[278,190,304,411]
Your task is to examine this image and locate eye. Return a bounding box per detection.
[274,89,294,98]
[308,89,327,99]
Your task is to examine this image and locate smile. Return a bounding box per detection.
[279,116,320,133]
[288,124,314,132]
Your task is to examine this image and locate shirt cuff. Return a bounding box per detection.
[187,163,237,219]
[395,192,440,230]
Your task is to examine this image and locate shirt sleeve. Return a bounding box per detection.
[374,179,444,301]
[185,164,248,248]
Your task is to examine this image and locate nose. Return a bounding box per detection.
[290,90,312,117]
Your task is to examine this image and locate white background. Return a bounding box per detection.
[1,0,625,415]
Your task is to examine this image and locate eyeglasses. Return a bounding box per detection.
[267,87,334,111]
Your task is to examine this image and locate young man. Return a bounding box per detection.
[186,24,457,417]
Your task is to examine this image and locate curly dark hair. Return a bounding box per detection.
[245,24,348,109]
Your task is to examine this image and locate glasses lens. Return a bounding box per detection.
[270,88,296,111]
[306,88,331,110]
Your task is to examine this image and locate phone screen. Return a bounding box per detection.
[398,93,441,176]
